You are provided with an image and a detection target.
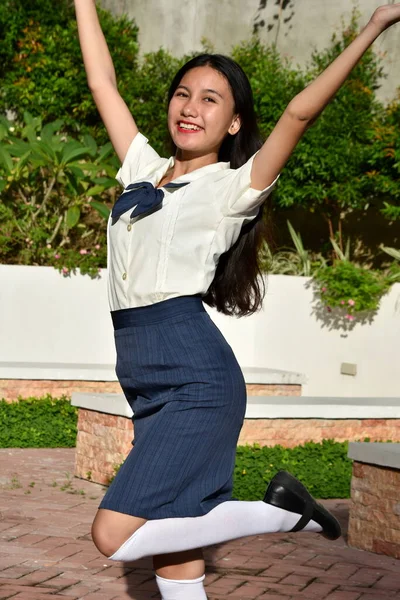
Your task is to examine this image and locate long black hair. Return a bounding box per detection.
[168,54,271,316]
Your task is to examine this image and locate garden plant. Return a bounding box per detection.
[0,0,399,325]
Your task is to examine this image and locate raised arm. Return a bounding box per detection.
[251,3,400,190]
[74,0,138,162]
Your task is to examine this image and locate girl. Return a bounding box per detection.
[74,2,400,599]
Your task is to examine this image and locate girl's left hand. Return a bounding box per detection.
[370,3,400,32]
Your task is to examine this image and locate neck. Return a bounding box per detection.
[170,148,220,178]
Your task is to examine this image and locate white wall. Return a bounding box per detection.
[99,0,400,104]
[0,265,399,397]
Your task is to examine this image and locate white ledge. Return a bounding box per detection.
[0,362,117,381]
[72,392,133,418]
[71,392,400,420]
[348,442,400,470]
[0,362,304,385]
[241,367,305,385]
[245,396,400,419]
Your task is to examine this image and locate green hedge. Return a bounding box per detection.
[233,440,352,500]
[0,396,77,448]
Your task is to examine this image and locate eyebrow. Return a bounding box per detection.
[176,85,224,99]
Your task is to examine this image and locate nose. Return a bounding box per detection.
[182,97,199,118]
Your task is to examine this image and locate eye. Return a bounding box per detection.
[204,97,216,103]
[175,91,188,97]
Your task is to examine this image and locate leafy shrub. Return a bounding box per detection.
[0,113,116,275]
[314,260,391,318]
[232,39,306,135]
[0,396,78,447]
[362,99,400,222]
[0,0,139,139]
[0,4,399,282]
[233,440,353,500]
[267,15,396,235]
[260,220,326,276]
[308,237,399,327]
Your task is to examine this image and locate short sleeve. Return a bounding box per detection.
[219,153,280,217]
[115,132,161,187]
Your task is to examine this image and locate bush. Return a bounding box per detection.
[233,440,353,500]
[0,0,139,140]
[1,4,399,279]
[314,260,391,318]
[0,113,116,275]
[267,15,395,233]
[0,396,78,448]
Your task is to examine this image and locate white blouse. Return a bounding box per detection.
[107,132,279,310]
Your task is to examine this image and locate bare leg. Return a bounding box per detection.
[91,508,147,557]
[153,549,205,580]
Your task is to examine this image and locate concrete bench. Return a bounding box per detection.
[348,442,400,559]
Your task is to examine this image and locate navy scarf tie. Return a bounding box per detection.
[111,181,189,223]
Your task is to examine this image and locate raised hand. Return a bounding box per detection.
[370,3,400,32]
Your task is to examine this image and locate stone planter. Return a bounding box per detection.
[348,442,400,559]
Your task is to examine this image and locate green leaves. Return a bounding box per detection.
[381,245,400,261]
[0,145,13,172]
[287,220,311,276]
[313,260,391,322]
[0,2,398,284]
[90,201,111,221]
[260,221,326,276]
[0,113,116,276]
[233,440,353,500]
[0,396,78,448]
[0,1,139,135]
[65,206,81,229]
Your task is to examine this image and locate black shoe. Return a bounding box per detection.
[263,470,342,540]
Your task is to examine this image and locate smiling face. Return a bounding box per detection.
[167,65,241,161]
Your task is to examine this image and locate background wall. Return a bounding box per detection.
[1,265,399,398]
[99,0,400,104]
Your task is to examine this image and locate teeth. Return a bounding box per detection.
[179,122,201,131]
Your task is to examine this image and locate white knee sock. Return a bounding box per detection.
[109,500,322,562]
[156,574,207,600]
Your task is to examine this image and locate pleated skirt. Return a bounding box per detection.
[99,295,246,519]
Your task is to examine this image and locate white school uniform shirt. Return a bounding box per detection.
[107,132,279,310]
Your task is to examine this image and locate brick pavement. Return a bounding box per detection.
[0,449,399,600]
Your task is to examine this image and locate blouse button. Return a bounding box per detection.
[127,224,132,232]
[122,272,127,281]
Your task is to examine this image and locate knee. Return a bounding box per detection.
[91,520,120,557]
[91,509,146,558]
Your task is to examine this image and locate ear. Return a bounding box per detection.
[228,114,241,136]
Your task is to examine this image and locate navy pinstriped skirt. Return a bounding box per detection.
[99,295,246,519]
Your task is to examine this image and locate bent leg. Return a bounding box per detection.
[109,500,322,562]
[91,508,147,557]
